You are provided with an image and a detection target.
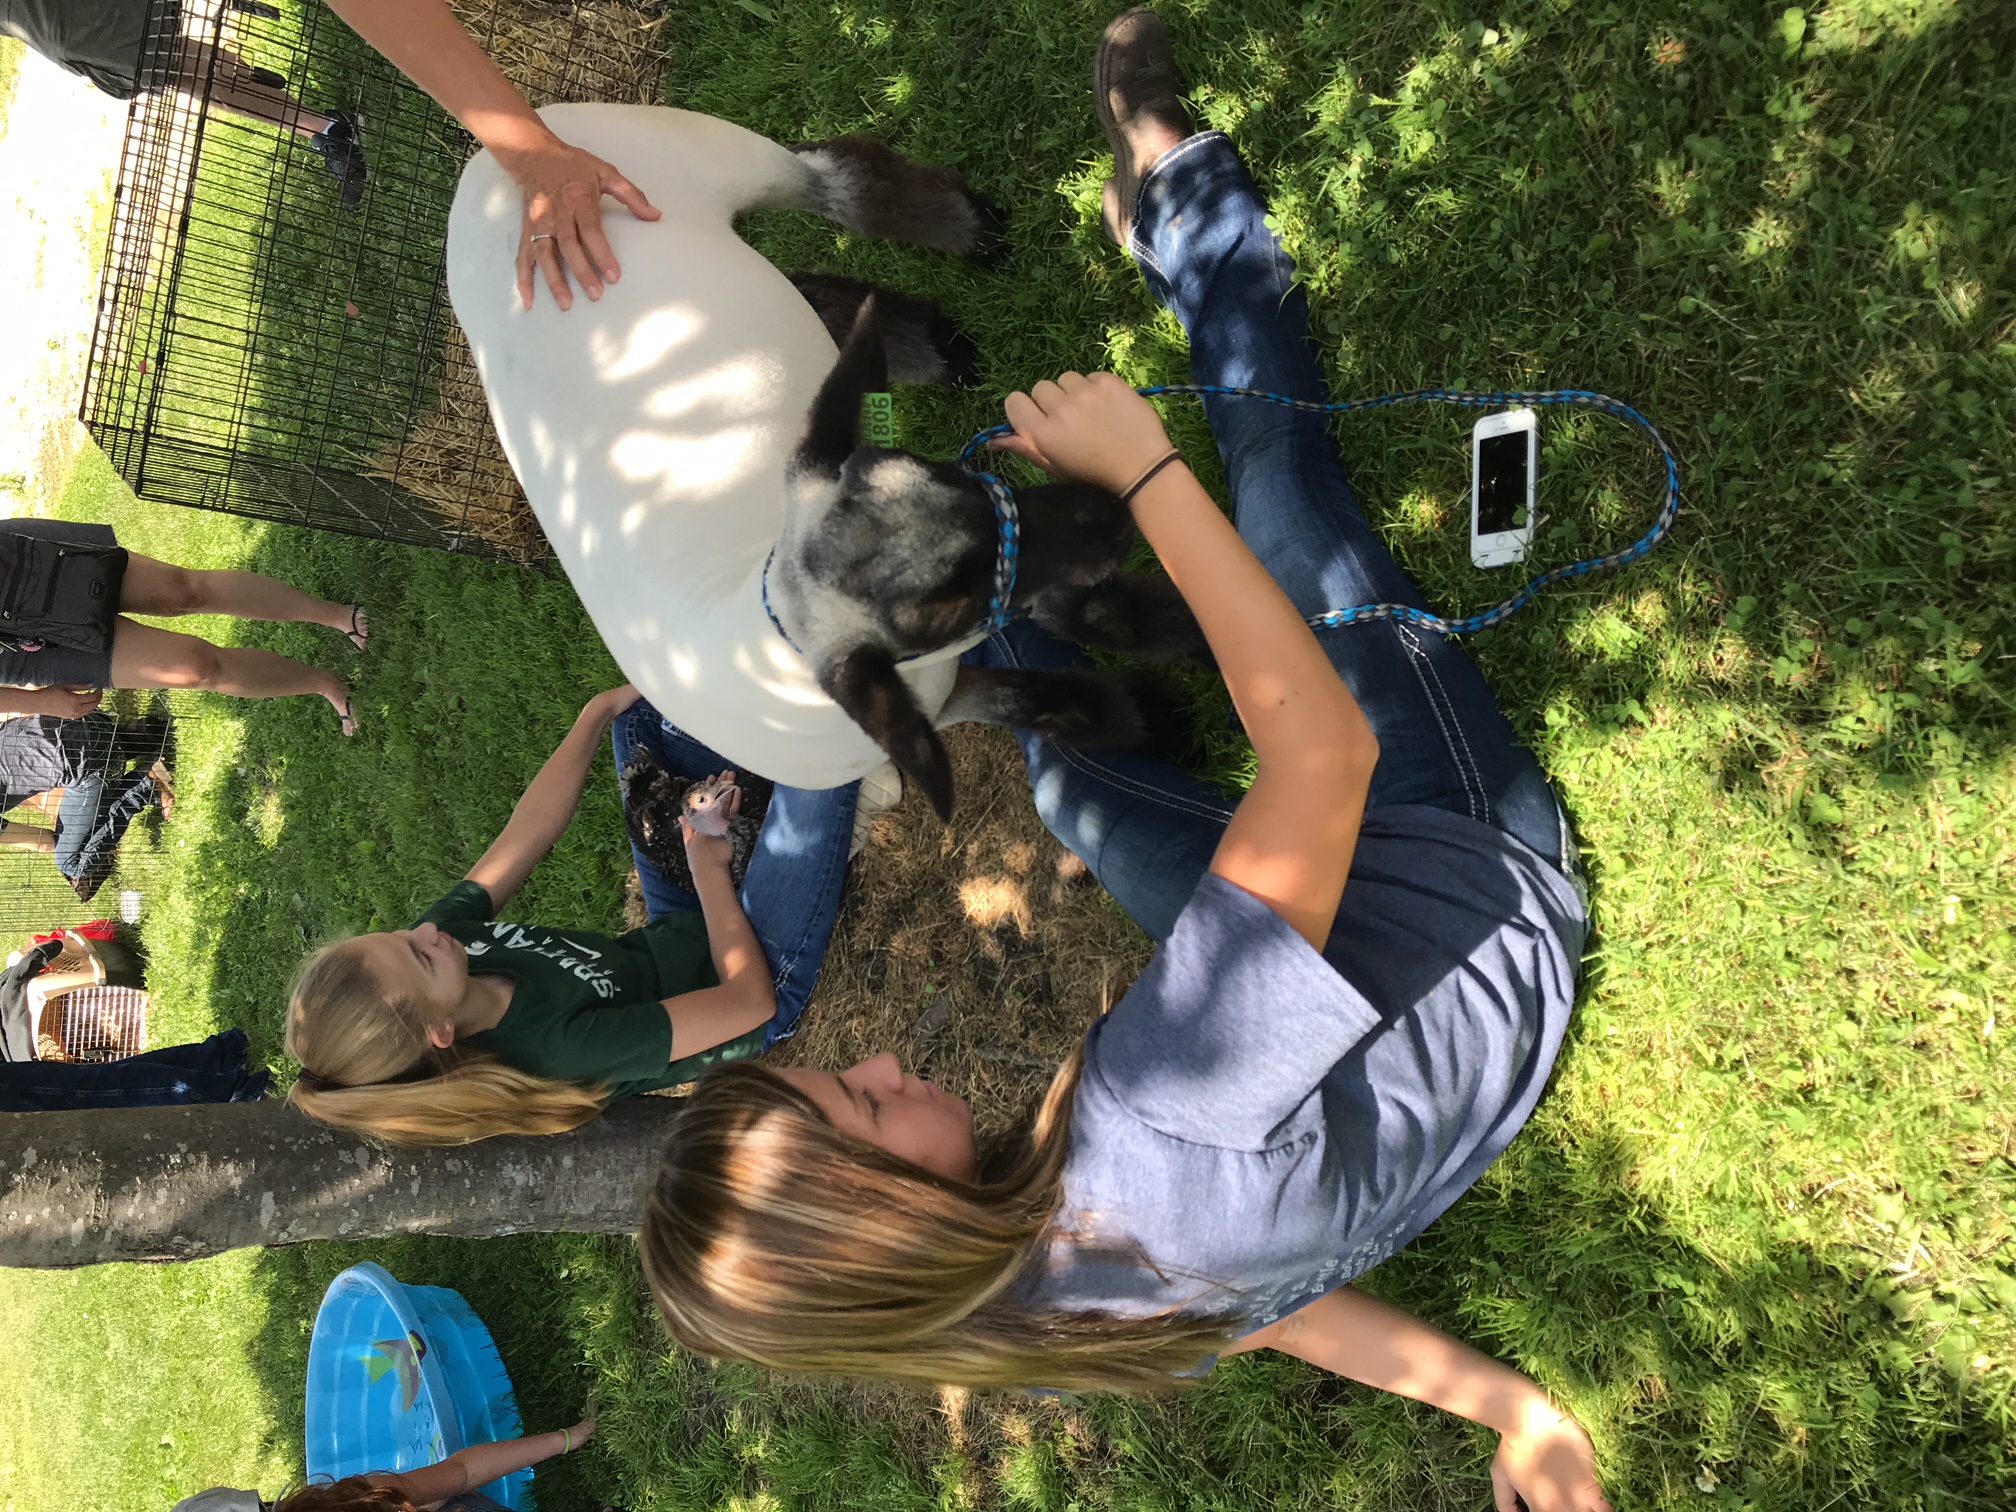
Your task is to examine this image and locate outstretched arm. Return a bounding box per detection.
[657,789,776,1060]
[996,373,1378,948]
[1226,1287,1610,1512]
[320,0,661,309]
[465,686,643,912]
[372,1418,595,1505]
[0,685,102,719]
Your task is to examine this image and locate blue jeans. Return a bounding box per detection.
[0,1029,269,1112]
[610,700,857,1046]
[967,132,1571,943]
[54,771,156,881]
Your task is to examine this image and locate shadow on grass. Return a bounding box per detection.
[674,0,2012,810]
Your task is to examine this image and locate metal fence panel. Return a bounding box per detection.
[79,0,672,564]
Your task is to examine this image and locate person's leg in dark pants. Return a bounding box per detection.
[0,1030,268,1111]
[610,700,857,1044]
[53,771,157,883]
[1124,130,1568,865]
[963,622,1230,943]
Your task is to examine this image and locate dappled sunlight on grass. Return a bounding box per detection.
[5,0,2011,1508]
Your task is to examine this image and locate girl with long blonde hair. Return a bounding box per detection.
[286,684,865,1145]
[641,15,1608,1512]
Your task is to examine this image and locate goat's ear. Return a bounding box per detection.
[794,296,891,480]
[817,643,955,820]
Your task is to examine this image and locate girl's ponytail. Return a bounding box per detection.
[284,939,607,1146]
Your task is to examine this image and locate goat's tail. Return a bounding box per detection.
[774,137,1005,261]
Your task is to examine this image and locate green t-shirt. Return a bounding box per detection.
[416,881,764,1099]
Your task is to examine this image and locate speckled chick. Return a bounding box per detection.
[621,750,772,893]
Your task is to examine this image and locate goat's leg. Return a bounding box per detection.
[818,644,959,820]
[770,137,1006,260]
[936,665,1191,756]
[787,273,978,387]
[1031,573,1214,664]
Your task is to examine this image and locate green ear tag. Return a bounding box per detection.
[861,391,896,448]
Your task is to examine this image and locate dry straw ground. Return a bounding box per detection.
[363,0,670,555]
[634,725,1161,1141]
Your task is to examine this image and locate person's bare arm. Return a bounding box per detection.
[1225,1288,1610,1512]
[996,373,1378,947]
[0,817,56,854]
[658,802,775,1059]
[372,1418,595,1505]
[319,0,661,309]
[0,685,101,719]
[465,686,643,912]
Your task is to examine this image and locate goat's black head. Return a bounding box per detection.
[779,299,1140,819]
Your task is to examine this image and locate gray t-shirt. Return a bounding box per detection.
[1019,804,1585,1346]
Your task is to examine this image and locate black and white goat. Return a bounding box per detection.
[447,104,1201,817]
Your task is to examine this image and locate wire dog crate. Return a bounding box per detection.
[78,0,671,563]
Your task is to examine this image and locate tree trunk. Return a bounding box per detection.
[0,1098,678,1268]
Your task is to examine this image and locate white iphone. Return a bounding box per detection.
[1470,408,1538,567]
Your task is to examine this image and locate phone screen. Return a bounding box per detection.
[1477,431,1529,534]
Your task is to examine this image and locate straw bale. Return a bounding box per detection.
[368,0,670,557]
[362,325,543,559]
[450,0,669,106]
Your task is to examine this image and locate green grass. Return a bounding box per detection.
[5,0,2016,1509]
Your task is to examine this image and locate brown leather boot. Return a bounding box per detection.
[1093,8,1193,246]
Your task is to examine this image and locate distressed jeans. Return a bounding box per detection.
[610,700,857,1045]
[54,770,157,881]
[966,132,1571,942]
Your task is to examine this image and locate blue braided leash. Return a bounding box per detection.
[958,385,1681,637]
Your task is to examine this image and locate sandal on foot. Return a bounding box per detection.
[344,604,370,652]
[336,698,359,737]
[68,868,111,905]
[1093,8,1192,247]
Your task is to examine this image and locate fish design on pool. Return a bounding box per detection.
[364,1330,427,1413]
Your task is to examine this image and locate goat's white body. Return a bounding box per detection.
[446,103,965,789]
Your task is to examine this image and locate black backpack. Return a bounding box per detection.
[0,533,128,656]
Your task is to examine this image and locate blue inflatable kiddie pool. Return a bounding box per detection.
[305,1262,533,1508]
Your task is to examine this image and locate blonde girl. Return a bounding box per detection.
[286,685,858,1144]
[637,16,1609,1512]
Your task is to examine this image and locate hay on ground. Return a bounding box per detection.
[779,725,1155,1136]
[365,0,670,557]
[634,726,1157,1135]
[363,325,541,559]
